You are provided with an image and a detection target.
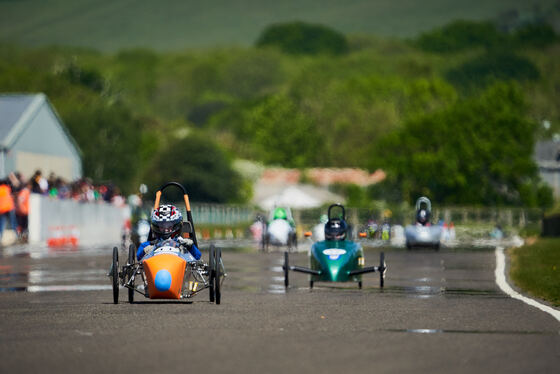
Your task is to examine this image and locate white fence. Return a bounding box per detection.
[28,194,128,246]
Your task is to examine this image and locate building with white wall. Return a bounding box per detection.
[0,93,82,180]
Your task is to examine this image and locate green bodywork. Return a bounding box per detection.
[309,240,364,282]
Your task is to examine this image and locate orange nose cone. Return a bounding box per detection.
[143,254,187,299]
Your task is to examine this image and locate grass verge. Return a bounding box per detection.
[510,238,560,307]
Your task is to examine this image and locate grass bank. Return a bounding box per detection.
[510,238,560,307]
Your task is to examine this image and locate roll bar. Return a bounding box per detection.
[153,182,198,247]
[415,197,432,212]
[328,204,346,221]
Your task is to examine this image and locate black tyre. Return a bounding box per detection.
[128,244,135,303]
[283,251,289,288]
[260,223,266,252]
[309,280,314,289]
[209,245,215,302]
[288,232,297,252]
[287,235,292,253]
[214,247,222,305]
[358,281,362,289]
[379,252,386,288]
[112,247,119,304]
[265,233,270,252]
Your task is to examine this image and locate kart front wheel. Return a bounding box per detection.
[209,245,215,302]
[128,244,135,303]
[283,251,289,288]
[214,247,222,305]
[379,252,386,288]
[112,247,119,304]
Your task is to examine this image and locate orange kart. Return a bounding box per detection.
[109,182,225,304]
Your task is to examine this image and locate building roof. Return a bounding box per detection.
[259,167,386,187]
[0,94,39,146]
[0,93,81,154]
[534,140,560,170]
[535,140,560,162]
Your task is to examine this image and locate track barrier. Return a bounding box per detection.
[29,194,128,246]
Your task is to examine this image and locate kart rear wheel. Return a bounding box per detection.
[260,223,266,252]
[379,252,386,288]
[128,244,135,303]
[214,247,222,305]
[283,251,289,288]
[112,247,119,304]
[358,281,362,289]
[209,245,215,302]
[309,280,314,289]
[264,233,270,253]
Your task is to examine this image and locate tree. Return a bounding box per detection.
[58,96,143,192]
[256,21,349,55]
[373,82,548,207]
[446,52,540,90]
[415,20,505,53]
[512,23,558,49]
[245,95,323,167]
[144,132,244,203]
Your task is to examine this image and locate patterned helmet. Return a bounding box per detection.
[151,204,183,239]
[324,219,348,241]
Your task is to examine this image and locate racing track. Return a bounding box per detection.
[0,244,559,373]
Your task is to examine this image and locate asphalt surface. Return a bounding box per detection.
[0,242,559,373]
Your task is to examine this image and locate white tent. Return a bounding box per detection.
[259,185,323,209]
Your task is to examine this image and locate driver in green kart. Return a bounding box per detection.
[271,207,295,227]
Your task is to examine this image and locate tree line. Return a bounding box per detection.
[0,18,558,207]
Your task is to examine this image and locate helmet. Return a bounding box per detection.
[417,209,430,225]
[273,207,287,220]
[324,219,348,241]
[151,204,183,239]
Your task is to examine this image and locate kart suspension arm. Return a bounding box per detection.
[288,265,321,276]
[348,266,382,276]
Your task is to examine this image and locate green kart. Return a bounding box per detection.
[283,204,386,289]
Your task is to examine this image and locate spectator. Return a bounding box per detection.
[31,170,48,194]
[0,178,17,244]
[16,179,31,241]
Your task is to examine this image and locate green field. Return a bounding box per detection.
[510,238,560,307]
[0,0,556,51]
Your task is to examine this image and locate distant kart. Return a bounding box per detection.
[405,196,442,250]
[262,206,297,252]
[109,182,226,304]
[284,204,386,289]
[130,218,150,249]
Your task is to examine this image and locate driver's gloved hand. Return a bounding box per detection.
[177,237,193,246]
[191,260,206,270]
[144,245,154,254]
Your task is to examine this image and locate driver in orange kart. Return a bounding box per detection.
[136,204,201,262]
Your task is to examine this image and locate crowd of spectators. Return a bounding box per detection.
[28,170,126,205]
[0,170,125,243]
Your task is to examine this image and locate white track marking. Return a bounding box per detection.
[495,246,560,323]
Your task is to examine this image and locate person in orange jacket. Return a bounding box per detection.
[0,179,17,244]
[16,180,31,240]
